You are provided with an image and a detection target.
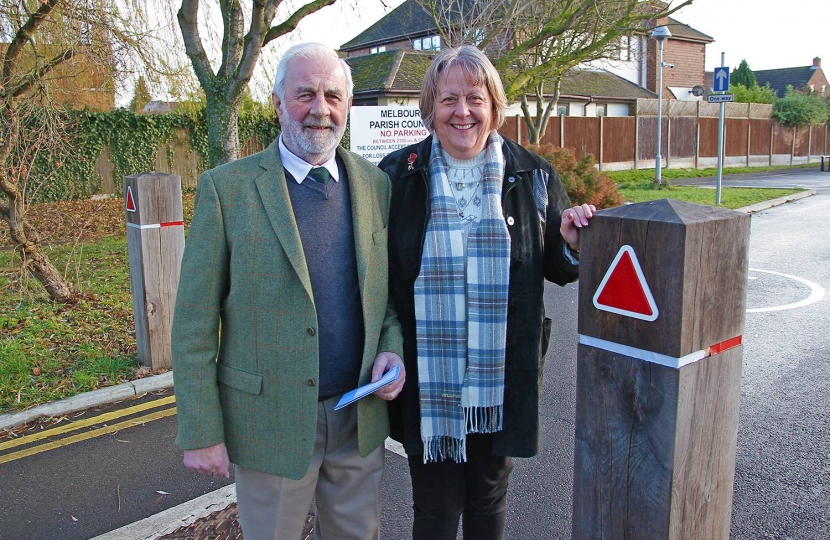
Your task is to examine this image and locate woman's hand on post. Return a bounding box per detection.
[371,352,406,400]
[560,204,596,250]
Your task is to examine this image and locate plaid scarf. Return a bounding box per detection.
[414,133,510,463]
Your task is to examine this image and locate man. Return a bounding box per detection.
[171,43,405,540]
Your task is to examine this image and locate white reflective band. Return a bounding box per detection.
[578,334,706,369]
[127,221,183,230]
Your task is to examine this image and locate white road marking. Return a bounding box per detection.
[747,268,825,313]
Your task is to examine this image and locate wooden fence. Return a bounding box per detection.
[92,100,829,194]
[499,99,830,172]
[95,128,267,193]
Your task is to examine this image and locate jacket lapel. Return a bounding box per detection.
[337,147,371,295]
[255,142,313,300]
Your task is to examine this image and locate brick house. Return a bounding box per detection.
[753,58,829,97]
[345,49,655,117]
[340,0,712,114]
[646,17,713,99]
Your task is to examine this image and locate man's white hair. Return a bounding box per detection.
[272,42,353,100]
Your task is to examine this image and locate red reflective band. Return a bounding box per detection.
[708,335,743,356]
[160,221,184,227]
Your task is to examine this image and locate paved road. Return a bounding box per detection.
[1,169,828,539]
[0,391,233,539]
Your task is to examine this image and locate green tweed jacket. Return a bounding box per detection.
[172,141,403,480]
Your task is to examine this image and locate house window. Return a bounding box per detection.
[413,36,441,51]
[369,46,386,54]
[557,104,568,116]
[810,84,815,93]
[596,105,606,117]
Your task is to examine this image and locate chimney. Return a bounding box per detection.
[812,57,821,69]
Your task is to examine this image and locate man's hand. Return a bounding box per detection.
[560,203,596,250]
[183,442,230,478]
[370,352,405,400]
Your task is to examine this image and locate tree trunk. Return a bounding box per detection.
[205,94,241,166]
[0,110,76,304]
[535,79,561,144]
[1,197,76,304]
[20,241,77,303]
[520,94,541,145]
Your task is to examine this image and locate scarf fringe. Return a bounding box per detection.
[423,436,467,464]
[465,405,503,434]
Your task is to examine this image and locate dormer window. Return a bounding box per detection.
[370,46,386,54]
[413,35,441,51]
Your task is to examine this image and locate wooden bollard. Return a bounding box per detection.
[124,172,185,370]
[572,198,750,539]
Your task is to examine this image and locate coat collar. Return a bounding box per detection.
[254,141,313,300]
[395,134,542,182]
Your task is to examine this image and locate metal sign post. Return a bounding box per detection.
[714,56,729,205]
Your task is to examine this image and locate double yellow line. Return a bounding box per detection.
[0,395,177,465]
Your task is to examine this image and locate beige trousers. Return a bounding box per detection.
[235,395,384,540]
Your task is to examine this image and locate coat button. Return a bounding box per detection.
[307,378,316,387]
[508,176,516,183]
[306,327,315,336]
[507,216,515,226]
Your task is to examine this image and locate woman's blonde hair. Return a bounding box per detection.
[419,45,508,133]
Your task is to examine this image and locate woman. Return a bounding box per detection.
[379,46,594,539]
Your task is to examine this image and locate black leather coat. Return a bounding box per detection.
[379,135,580,458]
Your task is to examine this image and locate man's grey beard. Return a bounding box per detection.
[282,114,346,159]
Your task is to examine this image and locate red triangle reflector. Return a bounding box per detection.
[593,245,659,321]
[125,186,136,212]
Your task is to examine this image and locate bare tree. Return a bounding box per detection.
[0,0,175,302]
[420,0,692,143]
[177,0,341,167]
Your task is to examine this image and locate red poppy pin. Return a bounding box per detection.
[407,153,417,170]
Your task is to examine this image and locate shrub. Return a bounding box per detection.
[732,83,777,105]
[773,87,829,127]
[524,144,623,209]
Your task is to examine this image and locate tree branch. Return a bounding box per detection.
[7,49,77,99]
[263,0,338,46]
[217,0,245,81]
[178,0,217,97]
[2,0,60,82]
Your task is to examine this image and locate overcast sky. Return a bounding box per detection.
[296,0,830,74]
[673,0,829,72]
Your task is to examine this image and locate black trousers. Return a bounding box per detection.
[407,433,514,540]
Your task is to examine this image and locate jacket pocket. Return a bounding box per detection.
[372,227,388,246]
[217,363,263,395]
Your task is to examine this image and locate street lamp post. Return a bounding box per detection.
[651,25,672,184]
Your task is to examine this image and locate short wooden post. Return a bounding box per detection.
[572,198,750,540]
[124,172,185,370]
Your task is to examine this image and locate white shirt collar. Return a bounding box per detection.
[278,136,340,184]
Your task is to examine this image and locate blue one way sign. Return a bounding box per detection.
[713,67,730,92]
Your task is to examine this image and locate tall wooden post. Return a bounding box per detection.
[572,198,750,540]
[124,172,185,370]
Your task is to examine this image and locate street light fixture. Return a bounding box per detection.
[651,25,671,184]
